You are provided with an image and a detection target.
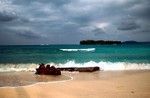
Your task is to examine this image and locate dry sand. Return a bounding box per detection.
[0,70,150,98]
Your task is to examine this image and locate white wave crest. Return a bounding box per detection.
[0,61,150,72]
[0,63,38,72]
[60,48,95,52]
[58,61,150,71]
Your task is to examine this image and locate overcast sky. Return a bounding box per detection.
[0,0,150,45]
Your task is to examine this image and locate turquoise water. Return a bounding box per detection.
[0,44,150,71]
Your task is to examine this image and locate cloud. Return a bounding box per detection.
[117,18,140,30]
[0,0,150,45]
[117,16,140,30]
[93,28,106,36]
[15,30,42,39]
[0,0,18,22]
[0,11,17,22]
[128,0,150,19]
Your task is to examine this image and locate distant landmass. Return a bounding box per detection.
[122,41,138,44]
[80,40,149,45]
[80,40,122,45]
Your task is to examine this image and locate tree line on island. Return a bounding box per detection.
[80,40,142,45]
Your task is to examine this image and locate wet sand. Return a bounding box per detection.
[0,72,71,87]
[0,70,150,98]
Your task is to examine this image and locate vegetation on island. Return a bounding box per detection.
[80,40,122,45]
[80,40,150,45]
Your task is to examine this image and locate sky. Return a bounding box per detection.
[0,0,150,45]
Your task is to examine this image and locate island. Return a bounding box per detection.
[80,40,122,45]
[80,40,149,45]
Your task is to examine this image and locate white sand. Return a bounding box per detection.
[0,70,150,98]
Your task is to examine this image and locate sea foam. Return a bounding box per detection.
[58,61,150,71]
[0,61,150,72]
[60,48,95,52]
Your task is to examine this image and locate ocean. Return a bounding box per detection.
[0,44,150,72]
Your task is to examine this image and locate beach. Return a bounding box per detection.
[0,70,150,98]
[0,0,150,97]
[0,43,150,98]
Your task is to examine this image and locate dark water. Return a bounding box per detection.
[0,44,150,71]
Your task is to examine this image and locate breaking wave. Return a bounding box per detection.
[60,48,95,52]
[58,61,150,71]
[0,61,150,72]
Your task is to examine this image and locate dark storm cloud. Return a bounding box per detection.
[128,0,150,20]
[117,17,140,30]
[15,30,41,39]
[13,0,71,6]
[93,28,106,36]
[0,0,150,45]
[0,11,17,22]
[117,23,140,30]
[39,0,71,6]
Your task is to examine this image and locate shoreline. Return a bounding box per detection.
[0,72,72,87]
[0,70,150,87]
[0,75,73,89]
[0,61,150,72]
[0,70,150,98]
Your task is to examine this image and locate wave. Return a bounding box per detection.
[0,63,38,72]
[58,61,150,71]
[60,48,95,52]
[0,61,150,72]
